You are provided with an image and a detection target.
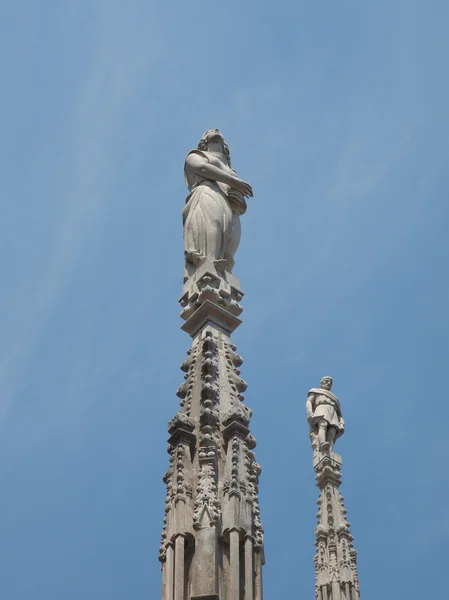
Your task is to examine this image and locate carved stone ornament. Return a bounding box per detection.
[179,267,244,323]
[193,463,220,529]
[168,411,195,434]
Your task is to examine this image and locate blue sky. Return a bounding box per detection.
[1,1,448,598]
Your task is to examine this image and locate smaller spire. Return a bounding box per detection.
[306,378,360,600]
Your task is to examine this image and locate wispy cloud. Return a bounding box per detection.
[0,1,161,421]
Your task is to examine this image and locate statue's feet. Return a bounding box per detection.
[213,258,228,272]
[320,441,330,453]
[185,250,205,267]
[224,255,235,272]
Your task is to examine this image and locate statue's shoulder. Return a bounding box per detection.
[184,150,211,190]
[185,149,210,166]
[308,388,321,396]
[308,388,339,404]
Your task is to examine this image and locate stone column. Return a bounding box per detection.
[229,528,240,600]
[174,535,185,600]
[331,580,341,600]
[244,535,254,600]
[344,582,351,600]
[164,543,174,600]
[254,550,264,600]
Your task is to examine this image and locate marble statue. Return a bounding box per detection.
[306,376,345,453]
[183,129,253,280]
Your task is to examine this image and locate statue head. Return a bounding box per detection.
[198,129,231,166]
[320,376,333,391]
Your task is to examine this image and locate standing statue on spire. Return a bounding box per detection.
[306,377,361,600]
[183,129,254,281]
[306,376,345,454]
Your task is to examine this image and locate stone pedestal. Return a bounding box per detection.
[312,450,360,600]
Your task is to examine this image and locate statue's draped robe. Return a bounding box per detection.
[308,388,343,438]
[183,150,241,273]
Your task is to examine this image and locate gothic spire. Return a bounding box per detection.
[159,131,263,600]
[307,378,360,600]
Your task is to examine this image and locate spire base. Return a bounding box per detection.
[181,300,242,337]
